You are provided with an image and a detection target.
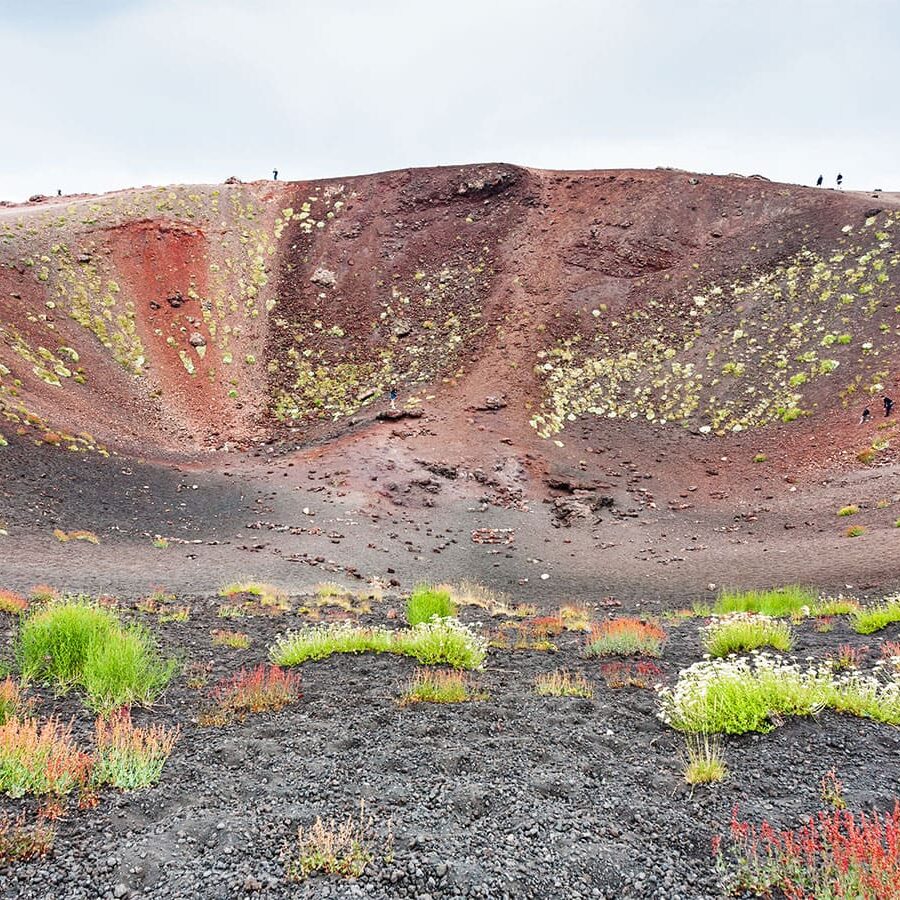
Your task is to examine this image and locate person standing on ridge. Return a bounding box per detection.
[816,175,823,187]
[837,173,843,189]
[272,168,278,181]
[884,396,894,417]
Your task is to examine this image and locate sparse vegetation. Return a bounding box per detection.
[600,660,663,689]
[845,524,866,537]
[838,505,860,516]
[52,529,100,544]
[446,581,534,618]
[285,803,380,882]
[212,629,250,649]
[219,582,290,613]
[400,669,484,704]
[18,599,177,712]
[702,614,793,657]
[584,618,666,657]
[29,585,58,603]
[269,618,487,670]
[406,585,455,626]
[0,679,27,726]
[814,597,861,616]
[490,618,560,651]
[559,604,593,632]
[681,734,727,785]
[203,665,302,724]
[534,669,593,698]
[0,717,92,797]
[0,814,55,864]
[852,597,900,634]
[710,586,817,618]
[93,709,179,789]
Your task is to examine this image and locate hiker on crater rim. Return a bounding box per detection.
[885,396,894,417]
[816,175,823,187]
[860,406,872,424]
[389,385,398,410]
[837,173,843,189]
[272,168,278,181]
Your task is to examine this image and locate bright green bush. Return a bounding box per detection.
[702,614,793,657]
[18,600,117,687]
[658,652,900,734]
[852,596,900,634]
[406,586,455,626]
[394,618,487,669]
[18,600,176,712]
[712,586,817,618]
[269,618,486,670]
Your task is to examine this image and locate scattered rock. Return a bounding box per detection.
[310,266,337,288]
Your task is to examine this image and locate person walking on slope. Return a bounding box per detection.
[885,396,894,417]
[816,175,823,187]
[389,386,398,410]
[837,173,844,189]
[860,407,872,424]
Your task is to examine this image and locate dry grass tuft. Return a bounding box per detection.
[534,669,594,698]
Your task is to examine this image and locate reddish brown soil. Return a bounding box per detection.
[0,166,898,600]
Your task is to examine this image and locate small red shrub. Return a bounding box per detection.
[718,803,900,899]
[600,660,663,689]
[586,618,667,657]
[207,665,302,722]
[0,813,55,863]
[0,591,27,615]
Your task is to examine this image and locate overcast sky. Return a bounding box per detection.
[1,0,898,201]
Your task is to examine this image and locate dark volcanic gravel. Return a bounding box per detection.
[3,597,900,899]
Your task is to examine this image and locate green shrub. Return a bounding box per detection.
[658,652,900,734]
[852,597,900,634]
[81,626,177,712]
[845,525,865,538]
[712,586,817,618]
[702,615,793,657]
[18,601,117,687]
[813,597,860,616]
[269,618,486,670]
[394,618,487,669]
[406,586,455,626]
[838,505,860,517]
[18,600,176,712]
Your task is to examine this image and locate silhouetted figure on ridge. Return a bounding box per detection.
[816,175,823,187]
[885,396,894,417]
[836,173,843,189]
[272,168,278,181]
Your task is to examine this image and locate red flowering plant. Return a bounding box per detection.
[716,802,900,899]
